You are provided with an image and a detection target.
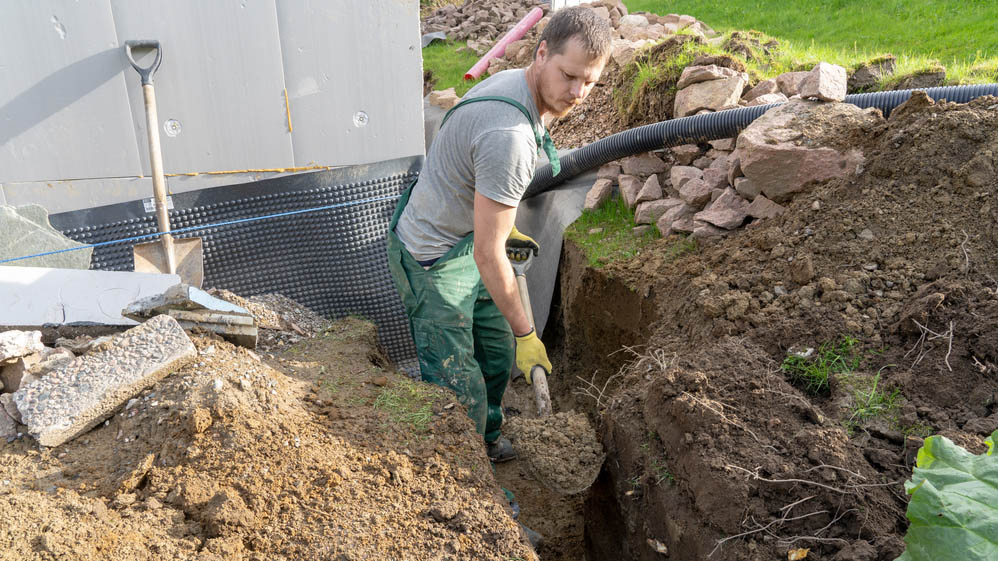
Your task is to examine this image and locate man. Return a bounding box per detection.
[388,6,611,462]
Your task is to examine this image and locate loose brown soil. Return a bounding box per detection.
[553,94,998,559]
[0,316,536,561]
[506,411,604,496]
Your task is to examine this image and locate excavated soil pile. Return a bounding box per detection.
[0,316,535,561]
[506,411,604,495]
[558,94,998,559]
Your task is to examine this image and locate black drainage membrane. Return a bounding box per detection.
[49,155,422,367]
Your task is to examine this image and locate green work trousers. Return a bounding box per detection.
[386,184,513,443]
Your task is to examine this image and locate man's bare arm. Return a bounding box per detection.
[472,192,532,336]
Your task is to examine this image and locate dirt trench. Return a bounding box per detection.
[509,95,998,560]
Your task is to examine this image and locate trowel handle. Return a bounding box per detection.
[516,273,552,417]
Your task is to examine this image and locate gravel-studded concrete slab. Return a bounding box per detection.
[0,330,43,362]
[12,315,197,447]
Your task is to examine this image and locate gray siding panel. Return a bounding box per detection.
[277,0,425,166]
[0,1,143,183]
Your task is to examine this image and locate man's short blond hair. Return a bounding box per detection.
[537,6,612,60]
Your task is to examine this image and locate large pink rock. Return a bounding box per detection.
[694,187,749,229]
[747,92,789,107]
[776,71,810,96]
[732,99,881,202]
[676,65,739,89]
[621,153,668,175]
[585,178,614,210]
[597,163,621,180]
[743,78,779,102]
[618,174,644,208]
[671,144,701,166]
[733,176,761,201]
[679,177,712,207]
[746,194,787,219]
[636,175,663,204]
[670,166,702,190]
[674,73,748,117]
[636,198,684,225]
[800,62,848,102]
[703,168,728,191]
[656,203,696,235]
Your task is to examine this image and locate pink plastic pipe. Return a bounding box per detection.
[464,6,544,80]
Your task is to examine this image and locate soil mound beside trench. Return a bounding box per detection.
[557,94,998,559]
[1,317,535,561]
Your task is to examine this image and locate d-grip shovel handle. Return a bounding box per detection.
[124,40,162,85]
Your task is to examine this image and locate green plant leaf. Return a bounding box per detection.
[895,430,998,561]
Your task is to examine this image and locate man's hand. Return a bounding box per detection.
[506,226,539,262]
[515,328,551,384]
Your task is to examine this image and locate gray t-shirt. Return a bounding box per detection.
[395,69,545,262]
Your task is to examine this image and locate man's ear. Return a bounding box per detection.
[534,39,548,64]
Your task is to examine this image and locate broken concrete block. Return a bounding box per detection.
[671,144,701,166]
[743,78,779,102]
[124,284,257,348]
[800,62,847,102]
[694,188,750,229]
[746,194,787,219]
[0,330,44,362]
[635,175,663,205]
[1,405,17,442]
[1,393,22,424]
[0,205,93,270]
[0,353,41,392]
[33,348,75,376]
[636,198,684,225]
[670,166,703,191]
[674,73,747,117]
[620,153,668,176]
[584,178,614,211]
[13,315,197,447]
[618,175,644,209]
[776,71,810,97]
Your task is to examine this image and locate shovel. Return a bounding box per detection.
[510,256,552,417]
[125,40,204,288]
[508,253,604,495]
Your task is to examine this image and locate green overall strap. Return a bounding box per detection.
[440,95,561,177]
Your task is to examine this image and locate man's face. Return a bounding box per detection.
[534,37,606,119]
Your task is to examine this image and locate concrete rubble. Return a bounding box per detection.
[12,314,197,447]
[124,283,259,349]
[0,330,44,363]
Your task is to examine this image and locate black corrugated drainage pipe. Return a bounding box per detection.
[524,84,998,199]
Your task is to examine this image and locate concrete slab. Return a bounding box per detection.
[1,205,92,269]
[0,330,43,362]
[0,266,180,326]
[13,314,197,447]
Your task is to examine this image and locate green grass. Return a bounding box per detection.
[422,40,485,96]
[373,378,437,432]
[564,195,691,268]
[847,368,902,425]
[624,0,998,67]
[781,336,860,395]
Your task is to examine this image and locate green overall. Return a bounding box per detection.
[386,95,558,443]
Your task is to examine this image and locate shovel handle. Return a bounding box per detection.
[124,40,162,86]
[532,366,552,417]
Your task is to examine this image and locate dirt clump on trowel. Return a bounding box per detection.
[506,411,604,495]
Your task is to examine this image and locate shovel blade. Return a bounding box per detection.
[133,237,204,288]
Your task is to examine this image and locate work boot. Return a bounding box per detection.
[519,522,543,550]
[487,436,517,463]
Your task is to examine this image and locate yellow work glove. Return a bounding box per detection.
[514,328,552,384]
[506,226,540,262]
